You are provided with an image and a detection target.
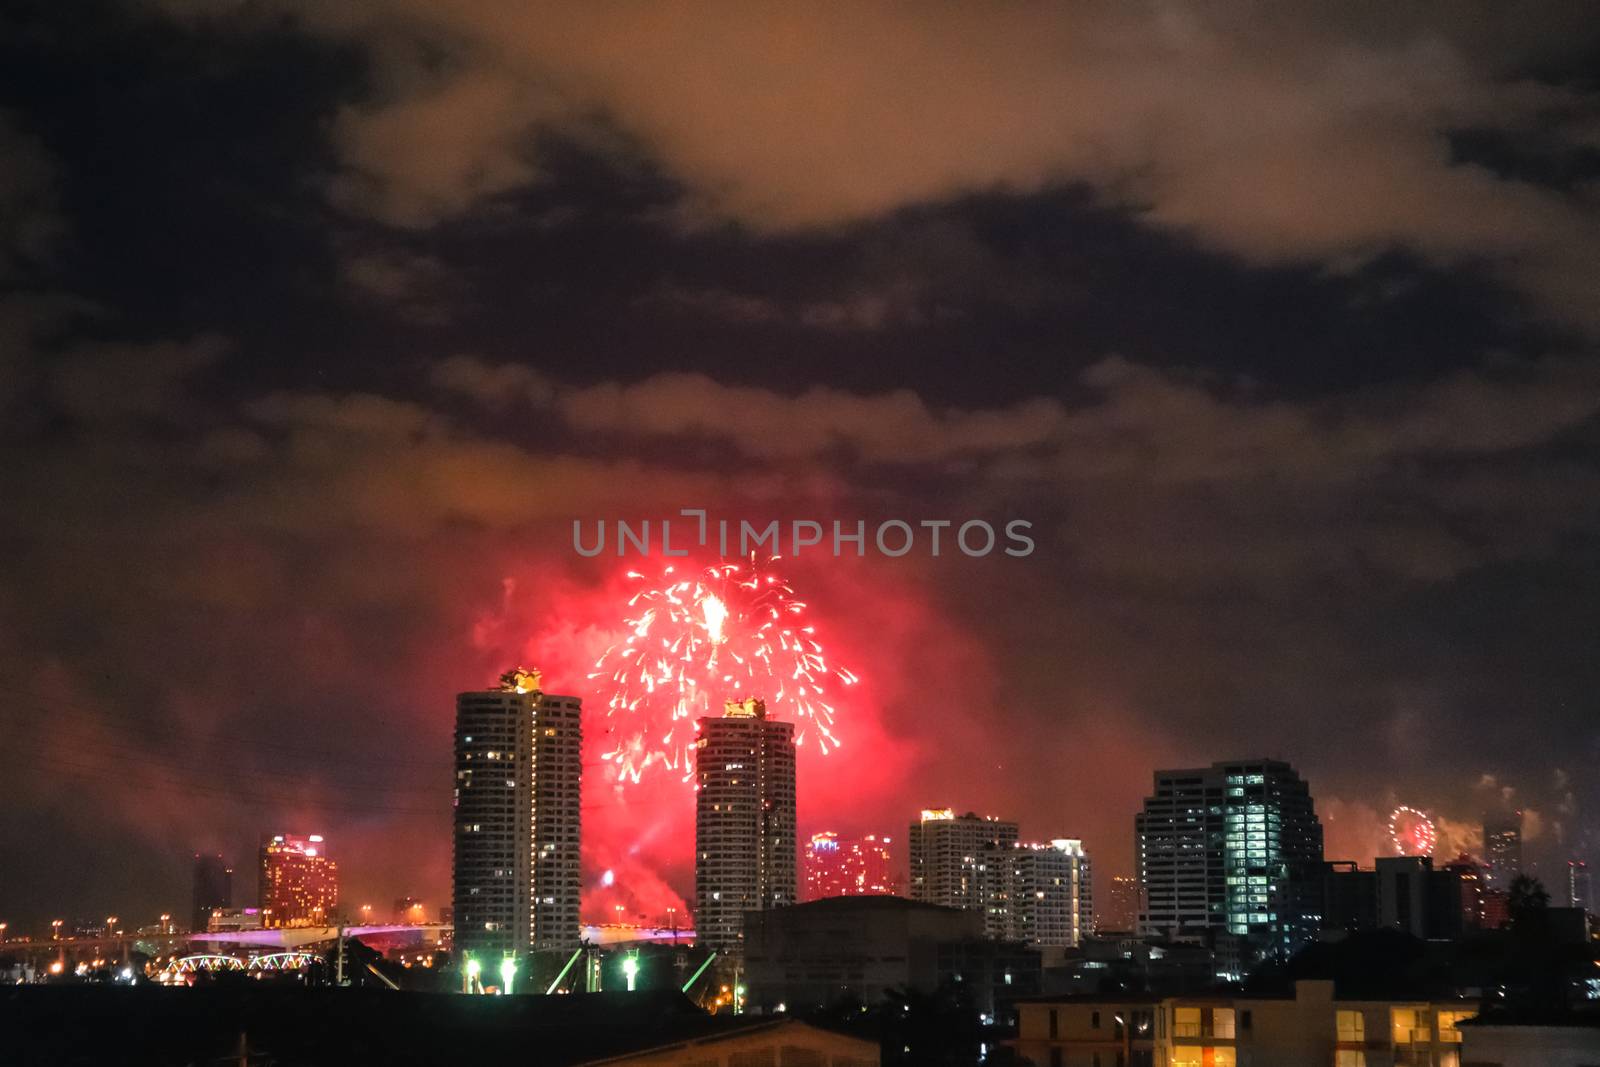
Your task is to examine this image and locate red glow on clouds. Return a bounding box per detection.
[469,553,937,923]
[589,556,855,785]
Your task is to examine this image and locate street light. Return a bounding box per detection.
[51,919,63,941]
[500,958,516,995]
[464,957,481,994]
[622,955,639,992]
[614,904,625,925]
[106,916,118,934]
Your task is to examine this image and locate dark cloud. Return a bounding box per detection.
[154,1,1600,332]
[1,1,1599,930]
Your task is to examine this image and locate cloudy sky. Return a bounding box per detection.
[3,1,1600,929]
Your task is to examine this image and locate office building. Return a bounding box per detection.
[452,668,583,969]
[1136,759,1323,961]
[1568,860,1591,912]
[1483,811,1523,891]
[259,834,338,927]
[694,697,796,952]
[191,852,233,933]
[908,808,1019,910]
[803,831,897,900]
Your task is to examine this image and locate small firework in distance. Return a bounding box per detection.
[1388,805,1438,857]
[590,555,857,784]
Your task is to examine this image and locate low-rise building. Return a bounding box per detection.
[1459,1018,1600,1067]
[743,895,1040,1023]
[1012,979,1478,1066]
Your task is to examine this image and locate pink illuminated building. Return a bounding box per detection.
[804,831,898,901]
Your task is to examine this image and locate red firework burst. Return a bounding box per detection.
[1388,805,1437,857]
[589,555,857,784]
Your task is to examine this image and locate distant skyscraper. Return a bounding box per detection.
[1136,759,1322,960]
[804,832,896,900]
[452,668,583,969]
[259,834,338,927]
[907,809,1019,910]
[981,839,1094,948]
[1569,860,1592,911]
[695,697,797,952]
[1482,811,1523,890]
[191,853,233,933]
[1101,874,1141,933]
[1442,854,1490,929]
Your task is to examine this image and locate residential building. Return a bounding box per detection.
[1012,979,1477,1067]
[803,831,896,900]
[1568,860,1592,912]
[981,839,1094,950]
[452,668,583,970]
[1101,874,1142,933]
[1483,812,1523,891]
[694,697,796,953]
[907,808,1018,910]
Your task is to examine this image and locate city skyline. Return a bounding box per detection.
[0,695,1588,936]
[3,2,1600,951]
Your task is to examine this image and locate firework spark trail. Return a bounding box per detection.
[588,555,857,784]
[1388,805,1438,857]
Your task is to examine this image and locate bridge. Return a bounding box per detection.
[1,922,693,975]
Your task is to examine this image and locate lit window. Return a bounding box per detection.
[1391,1008,1429,1045]
[1438,1010,1475,1043]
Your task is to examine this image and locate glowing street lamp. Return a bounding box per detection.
[621,955,639,992]
[613,904,625,925]
[464,957,481,994]
[500,957,517,995]
[106,916,118,935]
[51,919,63,941]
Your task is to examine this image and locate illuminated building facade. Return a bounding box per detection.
[1441,854,1489,928]
[1102,873,1142,932]
[695,698,797,952]
[1482,810,1523,890]
[258,834,338,927]
[452,669,583,970]
[907,809,1019,911]
[1136,759,1322,961]
[191,852,233,933]
[1569,860,1592,911]
[803,831,897,900]
[981,839,1095,949]
[1012,980,1477,1067]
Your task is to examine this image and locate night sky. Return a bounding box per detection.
[4,1,1600,931]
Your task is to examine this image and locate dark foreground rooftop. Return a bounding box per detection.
[1,984,784,1067]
